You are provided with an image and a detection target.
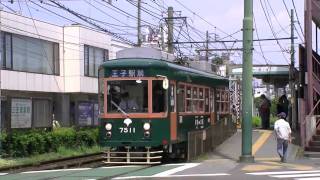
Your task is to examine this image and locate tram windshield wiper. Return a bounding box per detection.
[111,100,129,117]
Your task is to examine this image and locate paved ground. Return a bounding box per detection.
[1,129,320,180]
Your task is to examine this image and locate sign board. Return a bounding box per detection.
[11,98,32,128]
[111,69,144,77]
[78,102,93,126]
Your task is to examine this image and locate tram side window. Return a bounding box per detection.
[177,84,185,112]
[216,88,230,114]
[210,89,215,112]
[215,89,221,113]
[186,86,192,112]
[192,87,199,112]
[205,88,210,112]
[199,88,204,112]
[152,80,167,113]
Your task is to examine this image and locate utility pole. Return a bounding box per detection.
[167,7,174,54]
[137,0,141,46]
[206,31,209,61]
[240,0,254,163]
[290,9,296,130]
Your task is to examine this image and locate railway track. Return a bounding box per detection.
[0,152,106,174]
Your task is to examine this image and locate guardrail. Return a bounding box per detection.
[187,117,236,161]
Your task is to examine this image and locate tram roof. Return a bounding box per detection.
[101,58,229,87]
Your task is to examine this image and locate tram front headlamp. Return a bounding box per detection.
[143,122,151,131]
[105,123,112,131]
[144,131,150,138]
[106,131,112,138]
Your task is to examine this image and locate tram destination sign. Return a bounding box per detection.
[111,69,144,77]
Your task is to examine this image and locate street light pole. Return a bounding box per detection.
[239,0,254,163]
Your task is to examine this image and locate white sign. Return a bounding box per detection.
[11,98,32,128]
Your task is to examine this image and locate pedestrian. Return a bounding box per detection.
[259,94,271,129]
[274,112,292,163]
[277,94,289,116]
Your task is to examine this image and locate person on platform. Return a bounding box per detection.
[274,112,292,162]
[277,94,289,116]
[259,94,271,129]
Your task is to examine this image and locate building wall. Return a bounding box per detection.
[0,11,65,93]
[0,11,132,129]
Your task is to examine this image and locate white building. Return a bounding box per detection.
[0,11,132,129]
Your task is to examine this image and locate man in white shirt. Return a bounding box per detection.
[274,112,292,162]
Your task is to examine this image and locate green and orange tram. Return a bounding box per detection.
[98,48,230,164]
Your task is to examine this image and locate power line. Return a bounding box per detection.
[48,0,135,45]
[291,0,304,37]
[260,0,290,64]
[0,2,17,13]
[174,0,237,40]
[282,0,304,42]
[101,0,158,27]
[84,0,136,28]
[170,37,296,44]
[265,0,289,36]
[253,13,270,64]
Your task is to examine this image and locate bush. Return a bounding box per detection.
[252,116,261,128]
[1,127,99,157]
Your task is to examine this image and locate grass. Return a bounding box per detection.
[0,145,103,168]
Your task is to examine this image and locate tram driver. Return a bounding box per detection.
[119,92,138,112]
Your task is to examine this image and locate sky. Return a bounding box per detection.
[0,0,307,66]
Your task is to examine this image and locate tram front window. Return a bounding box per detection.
[107,80,148,113]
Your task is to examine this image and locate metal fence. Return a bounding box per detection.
[187,117,237,161]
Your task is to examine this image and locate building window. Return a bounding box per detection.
[84,45,109,77]
[1,32,59,75]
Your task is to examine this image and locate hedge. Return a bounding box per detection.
[0,127,99,157]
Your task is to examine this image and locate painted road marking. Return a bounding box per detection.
[113,173,230,179]
[271,173,320,178]
[252,130,272,155]
[247,170,320,175]
[21,168,91,174]
[247,170,320,180]
[100,165,143,169]
[153,163,200,176]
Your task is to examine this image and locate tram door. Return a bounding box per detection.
[169,82,177,141]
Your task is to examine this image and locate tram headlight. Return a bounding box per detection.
[105,123,112,131]
[106,131,112,138]
[144,131,150,138]
[143,122,151,131]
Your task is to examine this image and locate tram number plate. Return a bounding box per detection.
[195,119,204,126]
[119,127,136,134]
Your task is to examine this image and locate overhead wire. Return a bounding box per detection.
[253,12,271,64]
[260,0,290,64]
[0,2,17,13]
[282,0,304,42]
[291,0,304,37]
[48,0,136,45]
[24,0,63,92]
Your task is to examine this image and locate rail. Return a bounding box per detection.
[0,152,105,173]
